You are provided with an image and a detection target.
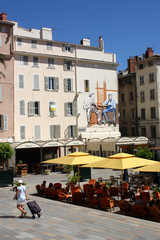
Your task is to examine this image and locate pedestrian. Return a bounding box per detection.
[13,179,27,218]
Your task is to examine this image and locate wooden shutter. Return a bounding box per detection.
[29,101,35,115]
[55,77,59,90]
[62,45,66,52]
[19,75,24,89]
[73,125,77,138]
[44,77,49,90]
[71,78,74,91]
[20,126,25,140]
[19,100,25,115]
[50,125,54,139]
[70,46,74,53]
[64,102,69,116]
[34,125,41,140]
[54,125,60,138]
[4,114,8,130]
[72,102,77,116]
[64,61,67,70]
[64,78,68,91]
[0,85,1,101]
[68,125,71,138]
[33,75,40,90]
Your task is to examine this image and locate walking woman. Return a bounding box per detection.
[13,179,27,218]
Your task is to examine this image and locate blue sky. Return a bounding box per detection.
[1,0,160,71]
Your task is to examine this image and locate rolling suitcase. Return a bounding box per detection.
[27,200,42,219]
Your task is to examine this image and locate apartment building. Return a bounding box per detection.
[118,48,160,147]
[0,13,119,172]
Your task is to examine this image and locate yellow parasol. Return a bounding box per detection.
[42,152,106,185]
[82,153,156,194]
[132,162,160,172]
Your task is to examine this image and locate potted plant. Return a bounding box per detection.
[152,187,160,199]
[63,165,73,174]
[66,172,80,185]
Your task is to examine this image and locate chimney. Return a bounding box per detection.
[145,47,153,58]
[98,36,104,49]
[127,57,137,74]
[80,38,90,46]
[0,12,7,21]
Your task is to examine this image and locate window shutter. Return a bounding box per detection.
[19,75,24,89]
[55,125,60,138]
[70,47,74,53]
[34,125,41,140]
[44,77,49,90]
[72,102,77,116]
[73,125,77,138]
[33,75,40,90]
[64,102,69,116]
[64,78,68,92]
[0,34,1,48]
[64,61,67,70]
[4,114,8,130]
[0,85,1,101]
[23,56,28,65]
[20,126,25,140]
[29,101,35,115]
[62,45,66,52]
[50,125,54,139]
[55,77,59,90]
[71,78,74,91]
[68,125,71,138]
[19,100,25,115]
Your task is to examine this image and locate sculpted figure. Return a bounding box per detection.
[83,93,101,127]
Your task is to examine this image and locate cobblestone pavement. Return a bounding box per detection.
[0,169,160,240]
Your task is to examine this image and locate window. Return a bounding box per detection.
[46,42,52,50]
[0,85,2,101]
[64,78,73,92]
[139,63,144,69]
[121,93,125,103]
[151,107,156,119]
[131,109,135,120]
[20,125,25,140]
[68,125,77,138]
[0,115,8,130]
[18,55,28,66]
[150,89,155,100]
[33,75,40,90]
[49,102,56,116]
[149,73,154,82]
[17,38,22,46]
[148,61,153,67]
[131,127,135,136]
[62,45,74,53]
[45,77,59,91]
[140,91,145,102]
[19,100,25,115]
[28,101,40,116]
[141,127,146,137]
[122,110,125,120]
[34,125,41,140]
[65,102,77,116]
[130,92,134,101]
[18,74,24,89]
[64,60,73,71]
[33,56,39,67]
[140,76,144,85]
[48,58,54,68]
[84,80,89,92]
[1,26,6,33]
[50,125,60,139]
[151,126,156,138]
[31,40,37,48]
[141,108,145,120]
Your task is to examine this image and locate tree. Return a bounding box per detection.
[0,142,14,169]
[0,53,6,78]
[136,146,154,160]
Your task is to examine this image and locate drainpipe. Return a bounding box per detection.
[75,45,78,139]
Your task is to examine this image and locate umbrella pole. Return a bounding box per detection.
[121,170,124,196]
[78,165,80,186]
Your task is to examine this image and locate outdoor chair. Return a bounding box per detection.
[44,188,57,199]
[72,192,83,204]
[130,204,147,218]
[140,185,150,191]
[89,179,96,187]
[99,197,114,212]
[148,206,160,222]
[118,200,131,215]
[109,187,119,199]
[35,184,42,196]
[54,183,62,189]
[71,186,81,195]
[56,188,71,201]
